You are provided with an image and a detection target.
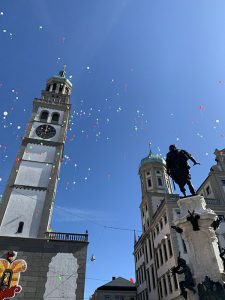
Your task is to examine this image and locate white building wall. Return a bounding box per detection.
[15,161,52,187]
[0,188,46,237]
[23,143,56,163]
[152,196,164,214]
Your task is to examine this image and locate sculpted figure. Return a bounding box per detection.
[166,145,200,197]
[171,253,196,299]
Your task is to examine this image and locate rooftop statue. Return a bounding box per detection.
[166,145,200,197]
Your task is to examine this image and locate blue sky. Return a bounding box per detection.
[1,0,225,298]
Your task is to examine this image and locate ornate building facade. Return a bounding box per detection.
[0,70,88,299]
[134,149,225,300]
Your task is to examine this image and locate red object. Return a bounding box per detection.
[0,286,21,300]
[129,278,134,283]
[16,157,20,163]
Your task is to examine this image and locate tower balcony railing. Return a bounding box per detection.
[45,231,88,242]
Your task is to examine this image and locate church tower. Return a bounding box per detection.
[138,152,172,232]
[0,68,71,238]
[0,70,88,300]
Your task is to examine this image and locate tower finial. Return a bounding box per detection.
[149,142,152,156]
[63,64,67,72]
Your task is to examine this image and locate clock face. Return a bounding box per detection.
[35,125,56,139]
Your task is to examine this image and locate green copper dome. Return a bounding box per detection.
[140,152,165,167]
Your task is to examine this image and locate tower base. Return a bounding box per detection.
[0,233,88,299]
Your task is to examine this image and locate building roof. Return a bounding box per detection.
[140,152,165,167]
[97,277,136,291]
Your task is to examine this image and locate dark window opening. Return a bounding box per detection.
[40,111,49,122]
[163,243,168,261]
[51,113,60,124]
[147,269,151,292]
[164,214,168,224]
[156,225,159,234]
[53,83,57,91]
[206,185,211,195]
[168,238,173,256]
[145,244,148,264]
[158,177,163,186]
[222,180,225,186]
[151,266,156,289]
[159,280,163,298]
[147,178,152,188]
[156,252,159,268]
[149,238,152,259]
[17,221,24,233]
[159,247,163,265]
[160,220,163,229]
[46,84,51,91]
[136,270,139,286]
[163,276,167,296]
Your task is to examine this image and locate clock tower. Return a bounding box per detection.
[0,68,71,238]
[0,70,88,300]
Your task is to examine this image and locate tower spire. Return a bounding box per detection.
[148,142,152,156]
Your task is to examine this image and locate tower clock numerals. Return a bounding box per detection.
[35,125,56,139]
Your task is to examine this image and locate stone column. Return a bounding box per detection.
[174,195,224,299]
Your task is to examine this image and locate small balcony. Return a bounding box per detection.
[45,231,88,242]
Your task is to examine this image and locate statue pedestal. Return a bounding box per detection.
[174,195,224,299]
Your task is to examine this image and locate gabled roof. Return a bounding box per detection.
[97,277,136,291]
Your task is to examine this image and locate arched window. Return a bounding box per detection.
[46,84,51,91]
[158,177,163,186]
[17,221,24,233]
[51,112,60,124]
[40,110,49,122]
